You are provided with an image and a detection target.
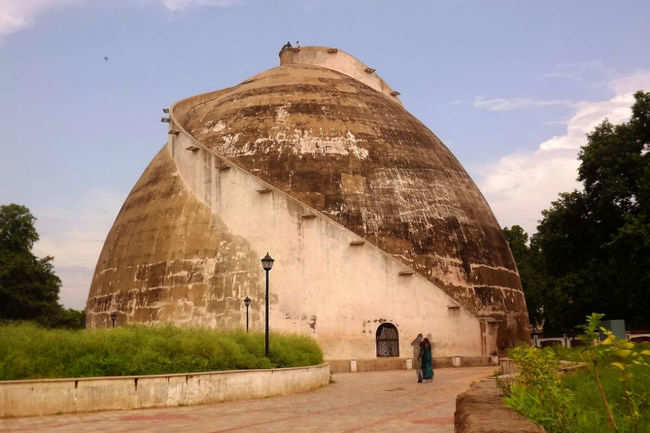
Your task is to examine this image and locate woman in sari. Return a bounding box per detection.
[420,338,434,382]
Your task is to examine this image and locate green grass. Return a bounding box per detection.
[561,363,650,433]
[0,322,323,380]
[506,345,650,433]
[550,344,585,362]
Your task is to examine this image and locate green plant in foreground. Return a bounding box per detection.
[506,313,650,433]
[504,345,575,433]
[577,313,650,433]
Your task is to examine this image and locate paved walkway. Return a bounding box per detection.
[0,367,494,433]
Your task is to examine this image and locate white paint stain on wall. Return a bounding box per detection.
[222,128,369,160]
[293,130,369,159]
[213,120,226,132]
[275,104,290,123]
[222,133,241,149]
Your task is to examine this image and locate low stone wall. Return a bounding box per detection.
[454,378,545,433]
[328,357,495,373]
[0,363,329,418]
[436,356,492,368]
[329,358,408,373]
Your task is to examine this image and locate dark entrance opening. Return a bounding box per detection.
[376,323,399,357]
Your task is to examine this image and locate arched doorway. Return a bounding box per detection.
[376,323,399,357]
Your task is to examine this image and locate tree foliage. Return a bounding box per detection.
[0,204,39,253]
[506,91,650,333]
[0,204,84,328]
[503,225,546,327]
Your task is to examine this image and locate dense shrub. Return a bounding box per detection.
[0,322,323,380]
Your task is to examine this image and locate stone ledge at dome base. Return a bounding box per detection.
[327,357,498,374]
[0,364,329,418]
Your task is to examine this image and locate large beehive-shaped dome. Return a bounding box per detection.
[87,47,529,359]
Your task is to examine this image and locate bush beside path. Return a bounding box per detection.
[0,322,323,380]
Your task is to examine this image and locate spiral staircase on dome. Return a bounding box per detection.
[86,46,530,361]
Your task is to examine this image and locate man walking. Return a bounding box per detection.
[411,333,423,383]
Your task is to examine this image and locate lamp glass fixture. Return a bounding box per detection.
[261,252,274,271]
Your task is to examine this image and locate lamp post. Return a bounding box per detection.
[110,312,117,328]
[243,296,251,333]
[261,252,274,357]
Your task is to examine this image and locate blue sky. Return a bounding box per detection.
[1,0,649,309]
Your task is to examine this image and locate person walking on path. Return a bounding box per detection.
[420,337,434,382]
[411,333,423,383]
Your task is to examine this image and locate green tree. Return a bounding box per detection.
[503,225,546,327]
[0,204,83,327]
[578,92,650,329]
[0,204,39,253]
[533,91,650,331]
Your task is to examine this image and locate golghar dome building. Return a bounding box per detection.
[86,46,531,367]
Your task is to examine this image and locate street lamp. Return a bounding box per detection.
[243,296,251,333]
[261,252,274,357]
[110,312,117,328]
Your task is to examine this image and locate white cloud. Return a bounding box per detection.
[538,94,635,151]
[0,0,83,36]
[32,189,124,310]
[477,71,650,235]
[473,96,576,112]
[478,147,582,235]
[161,0,240,11]
[543,60,611,82]
[54,266,95,310]
[0,0,240,37]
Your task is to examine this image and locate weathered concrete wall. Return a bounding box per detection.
[86,147,264,329]
[167,126,484,360]
[179,56,530,348]
[0,364,329,418]
[279,46,401,104]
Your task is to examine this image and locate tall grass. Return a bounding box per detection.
[0,322,323,380]
[562,363,650,433]
[506,344,650,433]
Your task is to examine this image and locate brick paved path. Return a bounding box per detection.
[0,366,494,433]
